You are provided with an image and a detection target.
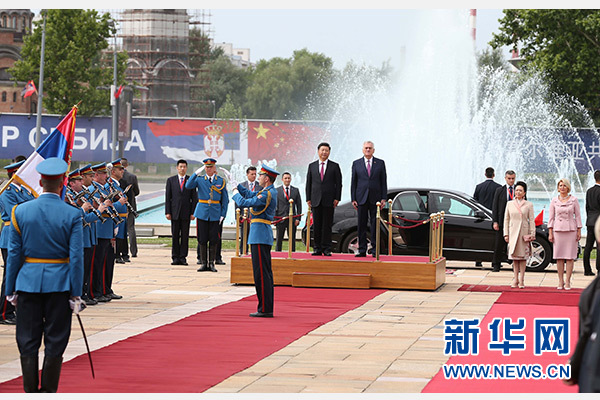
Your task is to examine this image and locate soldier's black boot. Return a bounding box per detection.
[20,355,39,393]
[197,244,209,272]
[39,356,62,393]
[208,244,218,272]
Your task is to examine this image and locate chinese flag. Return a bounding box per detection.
[247,121,329,166]
[534,210,544,226]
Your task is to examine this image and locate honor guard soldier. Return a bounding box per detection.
[108,159,129,264]
[67,168,106,306]
[90,162,122,302]
[5,157,84,392]
[0,160,26,324]
[186,158,229,272]
[232,164,279,318]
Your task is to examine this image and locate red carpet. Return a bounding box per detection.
[0,287,385,393]
[423,291,580,393]
[459,284,583,294]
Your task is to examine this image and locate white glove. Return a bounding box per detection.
[7,294,17,306]
[194,166,205,176]
[219,216,224,224]
[228,179,239,191]
[114,227,119,236]
[69,296,86,315]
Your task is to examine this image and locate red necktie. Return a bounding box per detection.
[250,182,254,191]
[320,162,324,181]
[180,177,184,191]
[509,186,514,200]
[367,159,371,177]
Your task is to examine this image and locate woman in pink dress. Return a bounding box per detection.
[548,178,582,290]
[504,181,535,288]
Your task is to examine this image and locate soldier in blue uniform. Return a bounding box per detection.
[5,157,84,392]
[107,159,129,265]
[232,164,279,318]
[0,160,31,324]
[67,168,106,306]
[186,158,229,272]
[79,164,102,304]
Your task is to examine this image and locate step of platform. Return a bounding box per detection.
[292,271,371,289]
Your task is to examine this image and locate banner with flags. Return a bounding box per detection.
[11,106,78,197]
[21,80,37,98]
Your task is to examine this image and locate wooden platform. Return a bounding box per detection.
[231,252,445,291]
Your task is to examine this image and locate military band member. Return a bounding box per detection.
[232,165,279,318]
[5,157,84,392]
[186,158,229,272]
[108,159,129,264]
[0,160,26,324]
[67,168,106,306]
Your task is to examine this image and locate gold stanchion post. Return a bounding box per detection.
[242,208,249,255]
[288,199,294,259]
[235,208,240,257]
[305,204,312,253]
[376,202,381,261]
[428,213,434,262]
[439,211,445,260]
[387,199,393,256]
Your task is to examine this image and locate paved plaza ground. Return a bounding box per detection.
[0,245,594,394]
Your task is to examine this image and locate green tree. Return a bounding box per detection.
[244,49,334,119]
[490,9,600,124]
[9,9,127,116]
[206,54,251,117]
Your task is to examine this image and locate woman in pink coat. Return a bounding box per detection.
[504,181,535,288]
[548,178,582,290]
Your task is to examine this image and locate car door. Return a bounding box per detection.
[429,191,496,261]
[389,190,430,255]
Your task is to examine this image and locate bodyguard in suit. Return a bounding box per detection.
[165,159,197,266]
[306,142,342,256]
[583,170,600,276]
[491,169,517,272]
[232,165,279,317]
[5,157,84,393]
[119,158,139,260]
[351,141,388,257]
[473,167,501,209]
[186,158,229,272]
[275,172,302,252]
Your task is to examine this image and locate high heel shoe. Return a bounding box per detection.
[565,281,571,291]
[511,278,518,288]
[519,280,525,289]
[557,285,564,290]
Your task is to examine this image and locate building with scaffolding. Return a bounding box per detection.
[114,9,212,118]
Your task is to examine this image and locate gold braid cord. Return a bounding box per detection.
[249,190,271,216]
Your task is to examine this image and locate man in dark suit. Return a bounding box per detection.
[473,167,501,267]
[306,142,343,256]
[491,169,516,272]
[351,141,388,257]
[474,167,501,210]
[165,159,198,265]
[119,158,140,260]
[275,172,302,252]
[583,170,600,276]
[235,167,262,253]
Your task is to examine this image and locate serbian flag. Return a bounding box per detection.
[535,209,544,226]
[21,80,37,98]
[12,106,78,197]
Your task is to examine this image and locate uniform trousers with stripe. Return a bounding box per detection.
[250,243,274,314]
[16,291,71,357]
[0,248,16,320]
[91,239,115,298]
[82,247,93,299]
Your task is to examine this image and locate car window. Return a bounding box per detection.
[430,192,476,216]
[392,191,427,213]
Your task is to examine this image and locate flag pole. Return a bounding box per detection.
[34,10,47,148]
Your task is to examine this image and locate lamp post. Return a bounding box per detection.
[34,9,47,147]
[171,104,179,118]
[110,19,118,161]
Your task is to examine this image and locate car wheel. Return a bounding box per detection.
[526,237,551,272]
[341,230,372,254]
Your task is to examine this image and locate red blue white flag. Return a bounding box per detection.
[12,106,78,197]
[21,80,37,98]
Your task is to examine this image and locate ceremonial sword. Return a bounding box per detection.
[76,313,95,379]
